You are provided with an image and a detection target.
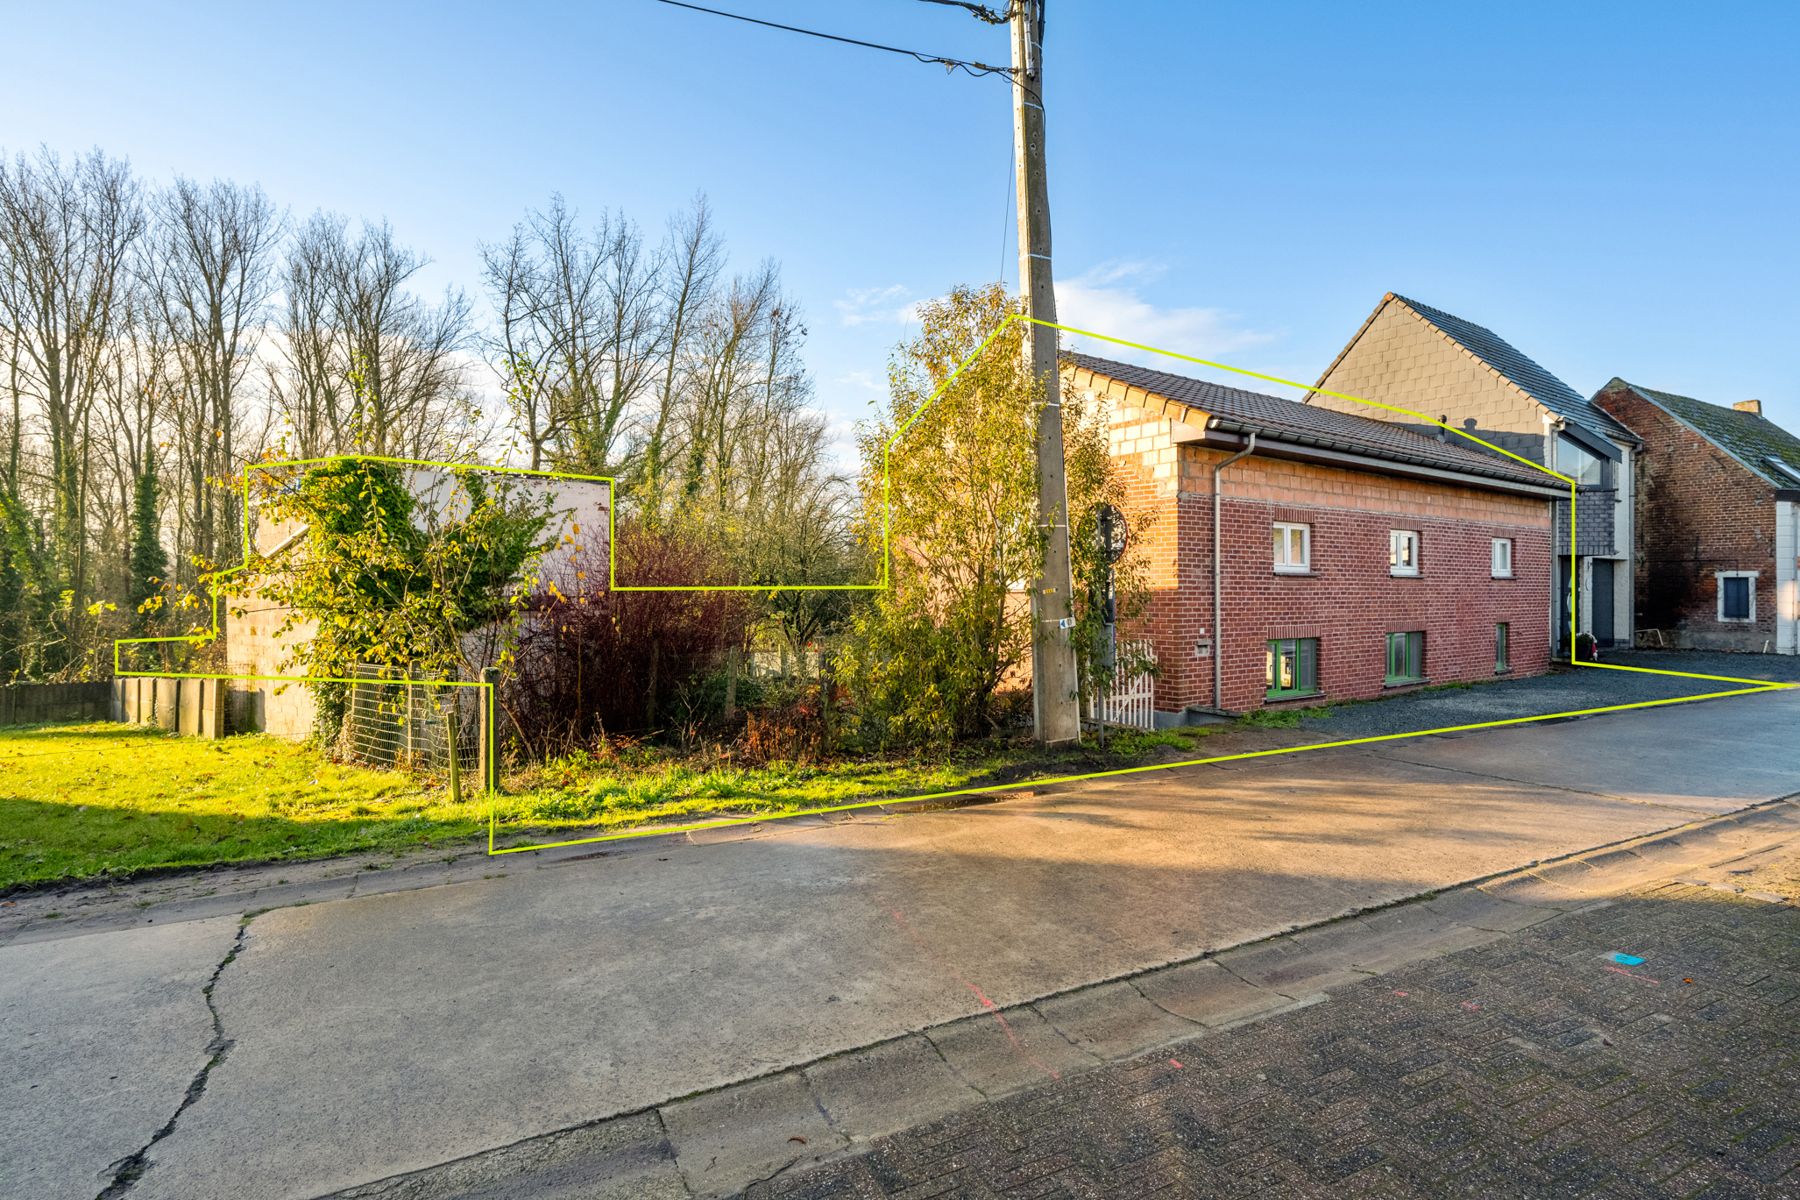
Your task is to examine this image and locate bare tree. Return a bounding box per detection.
[94,282,172,597]
[481,198,599,470]
[642,195,721,492]
[0,148,144,664]
[337,221,474,456]
[678,261,792,514]
[270,214,346,458]
[143,177,282,580]
[481,197,664,474]
[272,215,474,459]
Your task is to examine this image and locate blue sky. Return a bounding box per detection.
[5,1,1797,450]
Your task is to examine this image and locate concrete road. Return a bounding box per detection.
[0,917,240,1200]
[5,686,1797,1199]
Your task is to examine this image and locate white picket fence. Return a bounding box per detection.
[1086,638,1156,731]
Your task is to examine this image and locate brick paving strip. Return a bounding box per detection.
[308,798,1800,1200]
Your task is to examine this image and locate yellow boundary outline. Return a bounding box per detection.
[108,314,1796,858]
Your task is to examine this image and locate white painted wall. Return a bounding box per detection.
[1609,443,1634,645]
[230,468,612,738]
[1778,499,1798,655]
[401,469,609,579]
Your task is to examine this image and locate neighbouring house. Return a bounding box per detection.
[1304,294,1639,650]
[228,467,609,739]
[1592,381,1800,654]
[1068,353,1562,722]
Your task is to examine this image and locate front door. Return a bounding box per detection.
[1592,559,1616,646]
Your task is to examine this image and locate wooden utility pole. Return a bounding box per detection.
[1012,0,1080,745]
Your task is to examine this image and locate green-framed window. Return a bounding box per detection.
[1266,637,1319,699]
[1495,622,1510,673]
[1385,631,1425,685]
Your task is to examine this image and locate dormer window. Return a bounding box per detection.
[1554,435,1608,487]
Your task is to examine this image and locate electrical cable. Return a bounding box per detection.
[999,140,1014,286]
[910,0,1011,24]
[653,0,1017,81]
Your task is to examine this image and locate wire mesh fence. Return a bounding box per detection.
[340,664,484,778]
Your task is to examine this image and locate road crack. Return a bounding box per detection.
[95,918,251,1199]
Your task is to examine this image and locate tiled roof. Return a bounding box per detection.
[1069,353,1555,489]
[1610,380,1800,489]
[1392,295,1636,443]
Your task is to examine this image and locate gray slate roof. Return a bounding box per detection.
[1393,295,1636,443]
[1070,353,1554,489]
[1610,380,1800,489]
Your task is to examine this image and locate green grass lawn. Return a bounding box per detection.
[1,721,1218,890]
[0,723,491,889]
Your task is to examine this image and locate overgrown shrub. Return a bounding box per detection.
[734,678,842,765]
[504,523,751,756]
[834,283,1147,752]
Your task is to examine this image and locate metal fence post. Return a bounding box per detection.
[479,666,501,794]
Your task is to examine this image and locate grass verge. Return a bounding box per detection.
[2,721,1219,890]
[1,723,485,890]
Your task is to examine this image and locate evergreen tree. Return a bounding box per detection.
[128,452,168,628]
[0,488,48,678]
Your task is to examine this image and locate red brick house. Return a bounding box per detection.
[1068,354,1562,720]
[1592,380,1800,654]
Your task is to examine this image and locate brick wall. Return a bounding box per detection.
[1211,481,1552,712]
[1112,434,1551,715]
[1092,384,1206,711]
[1080,367,1555,716]
[1593,383,1777,650]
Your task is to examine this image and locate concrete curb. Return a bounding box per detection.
[311,796,1799,1200]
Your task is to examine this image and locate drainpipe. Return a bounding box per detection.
[1212,431,1258,712]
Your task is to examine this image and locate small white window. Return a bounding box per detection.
[1717,571,1757,622]
[1273,522,1310,574]
[1389,530,1420,576]
[1491,538,1514,578]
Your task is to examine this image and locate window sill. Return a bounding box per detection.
[1491,573,1514,580]
[1264,691,1322,704]
[1382,678,1427,690]
[1389,571,1421,578]
[1273,569,1316,577]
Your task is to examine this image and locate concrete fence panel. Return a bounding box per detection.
[0,681,113,726]
[111,677,228,739]
[153,679,180,731]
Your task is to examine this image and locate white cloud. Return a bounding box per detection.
[834,283,923,328]
[1053,261,1292,391]
[834,368,884,396]
[1069,259,1168,288]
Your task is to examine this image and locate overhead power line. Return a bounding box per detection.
[911,0,1012,24]
[652,0,1017,80]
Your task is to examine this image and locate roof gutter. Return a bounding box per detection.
[1212,432,1257,712]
